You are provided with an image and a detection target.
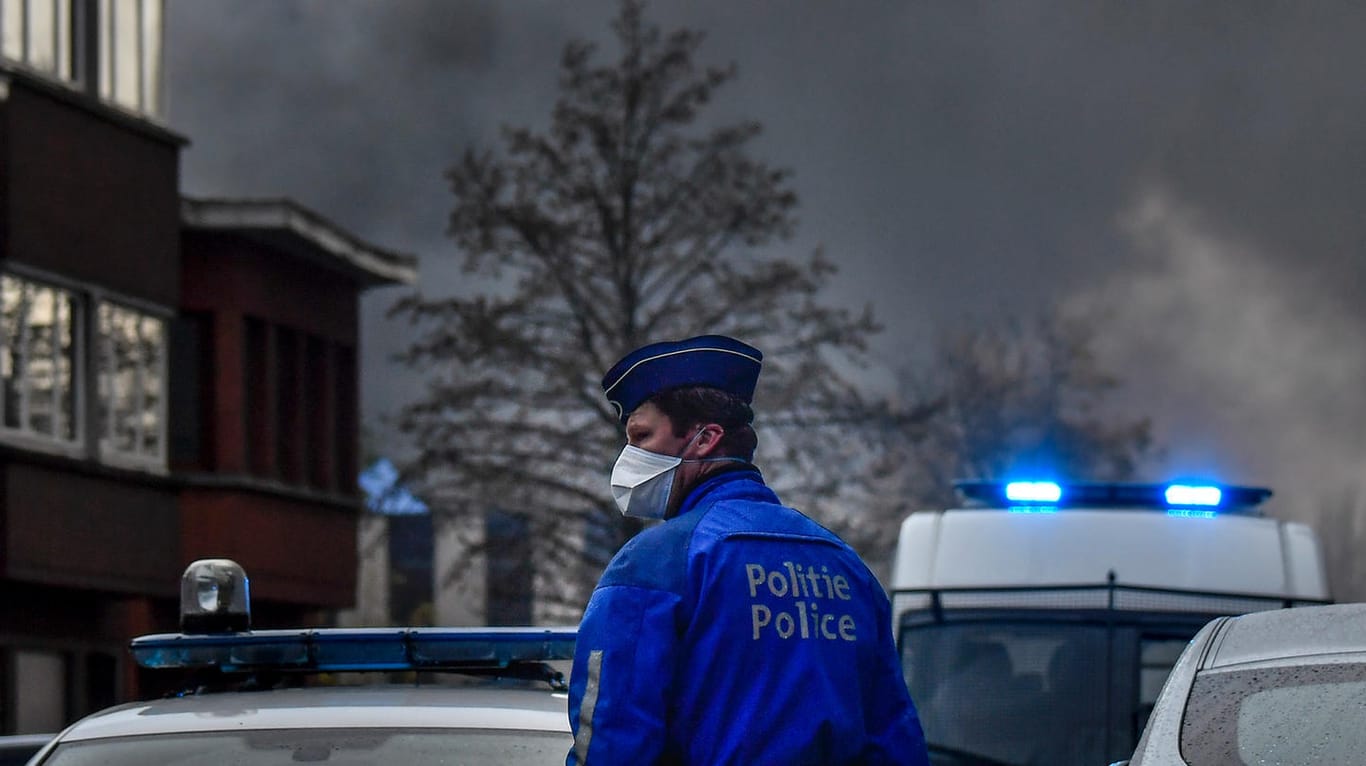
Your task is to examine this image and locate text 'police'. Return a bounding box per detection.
[746,562,857,642]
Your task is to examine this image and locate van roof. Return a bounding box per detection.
[891,507,1328,602]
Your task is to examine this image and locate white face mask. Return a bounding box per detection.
[610,444,686,520]
[610,430,743,519]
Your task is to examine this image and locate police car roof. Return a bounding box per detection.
[55,686,570,742]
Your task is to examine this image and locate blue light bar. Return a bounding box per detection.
[1164,484,1222,507]
[130,627,577,673]
[1004,481,1063,504]
[955,480,1272,513]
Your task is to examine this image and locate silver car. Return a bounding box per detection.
[25,685,569,765]
[1124,602,1366,765]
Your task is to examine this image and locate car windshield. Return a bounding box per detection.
[35,728,568,766]
[1179,661,1366,764]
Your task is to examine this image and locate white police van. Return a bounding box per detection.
[24,560,574,766]
[891,480,1329,766]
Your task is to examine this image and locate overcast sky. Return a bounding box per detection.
[165,1,1366,520]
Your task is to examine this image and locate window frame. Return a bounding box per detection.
[0,0,75,83]
[96,0,163,116]
[0,639,126,734]
[0,265,171,473]
[95,296,168,471]
[0,0,165,119]
[0,269,86,458]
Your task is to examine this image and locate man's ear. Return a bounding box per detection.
[694,424,725,457]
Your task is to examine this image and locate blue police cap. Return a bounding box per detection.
[602,335,763,422]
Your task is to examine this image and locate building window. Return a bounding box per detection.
[0,0,163,118]
[239,318,356,491]
[0,274,79,446]
[167,312,210,470]
[305,335,331,489]
[3,645,120,734]
[13,649,67,733]
[275,326,300,482]
[98,301,165,464]
[335,344,357,487]
[0,271,168,470]
[97,0,161,116]
[243,316,271,476]
[0,0,74,81]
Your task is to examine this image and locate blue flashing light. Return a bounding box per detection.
[1167,508,1218,520]
[1007,506,1058,514]
[130,627,577,673]
[1005,481,1063,504]
[956,479,1271,513]
[1165,484,1223,507]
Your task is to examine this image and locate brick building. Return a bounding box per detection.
[0,1,415,732]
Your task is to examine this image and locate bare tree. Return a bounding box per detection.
[805,309,1153,579]
[899,309,1154,519]
[390,1,923,612]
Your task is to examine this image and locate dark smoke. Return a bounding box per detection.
[167,2,1366,518]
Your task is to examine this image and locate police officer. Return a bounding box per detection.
[567,335,930,765]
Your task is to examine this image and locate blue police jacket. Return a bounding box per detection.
[567,469,930,765]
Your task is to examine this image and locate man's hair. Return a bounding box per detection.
[648,386,758,461]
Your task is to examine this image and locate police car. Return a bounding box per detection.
[892,480,1330,766]
[24,560,573,766]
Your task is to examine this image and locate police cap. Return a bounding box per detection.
[602,335,763,422]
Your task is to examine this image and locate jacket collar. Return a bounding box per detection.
[673,466,773,518]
